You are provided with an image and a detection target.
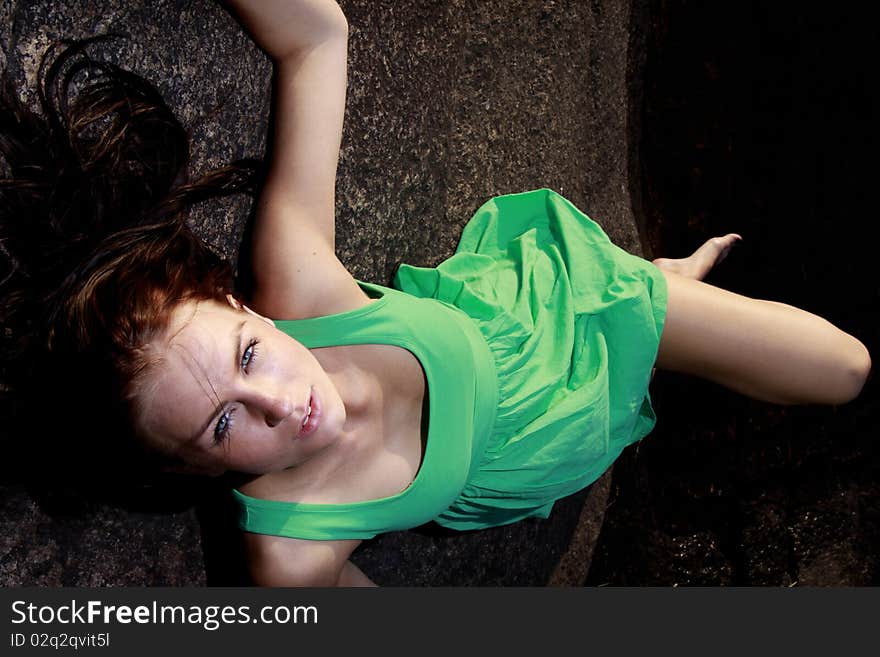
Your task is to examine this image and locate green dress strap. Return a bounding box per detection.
[231,282,499,540]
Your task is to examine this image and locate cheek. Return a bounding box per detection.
[279,336,319,369]
[234,424,290,466]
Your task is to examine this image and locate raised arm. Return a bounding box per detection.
[224,0,366,319]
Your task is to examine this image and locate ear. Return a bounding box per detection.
[225,294,275,327]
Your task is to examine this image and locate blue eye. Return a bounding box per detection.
[214,407,236,444]
[241,339,258,370]
[212,339,258,445]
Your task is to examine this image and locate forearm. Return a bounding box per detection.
[223,0,347,60]
[220,0,348,249]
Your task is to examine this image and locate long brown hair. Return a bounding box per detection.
[0,38,262,483]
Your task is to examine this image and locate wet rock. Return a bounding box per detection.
[588,0,877,586]
[790,487,875,587]
[669,532,734,586]
[739,501,794,587]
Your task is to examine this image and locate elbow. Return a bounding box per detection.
[326,2,349,41]
[306,4,348,54]
[279,4,349,57]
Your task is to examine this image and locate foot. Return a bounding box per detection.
[652,233,742,281]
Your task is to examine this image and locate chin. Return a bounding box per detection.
[313,403,346,452]
[318,387,345,427]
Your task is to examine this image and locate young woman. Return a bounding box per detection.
[0,0,870,587]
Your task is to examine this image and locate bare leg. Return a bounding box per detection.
[655,269,871,405]
[647,233,741,382]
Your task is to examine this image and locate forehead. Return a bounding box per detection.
[163,297,240,353]
[158,297,249,390]
[137,298,242,444]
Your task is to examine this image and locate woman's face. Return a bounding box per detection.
[135,296,346,476]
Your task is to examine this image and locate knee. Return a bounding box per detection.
[784,332,872,407]
[832,338,872,405]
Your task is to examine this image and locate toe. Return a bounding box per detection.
[713,234,742,264]
[712,234,741,249]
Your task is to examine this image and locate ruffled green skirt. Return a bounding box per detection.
[394,189,668,530]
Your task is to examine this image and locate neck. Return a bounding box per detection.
[311,344,378,425]
[312,343,426,452]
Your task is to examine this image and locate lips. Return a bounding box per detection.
[297,388,320,438]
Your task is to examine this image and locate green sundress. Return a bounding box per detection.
[233,189,668,539]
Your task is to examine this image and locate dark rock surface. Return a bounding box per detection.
[587,0,877,586]
[1,0,642,586]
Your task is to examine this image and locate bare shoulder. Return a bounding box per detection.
[247,213,370,320]
[243,531,361,587]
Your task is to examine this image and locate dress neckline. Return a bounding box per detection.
[232,282,434,511]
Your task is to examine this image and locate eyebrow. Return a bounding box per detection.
[189,318,248,443]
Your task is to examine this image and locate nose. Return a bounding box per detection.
[246,383,294,427]
[264,395,293,427]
